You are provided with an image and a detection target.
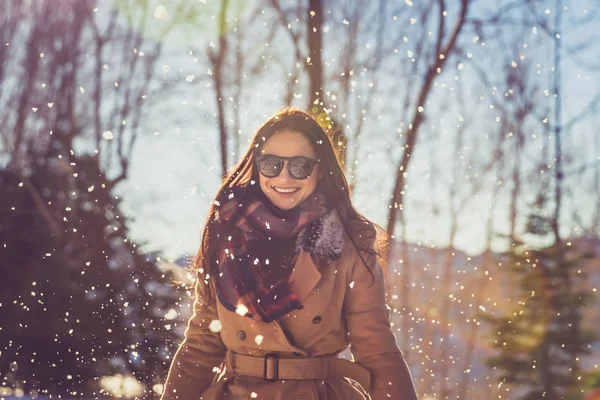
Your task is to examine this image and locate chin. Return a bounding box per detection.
[274,201,298,210]
[269,196,301,210]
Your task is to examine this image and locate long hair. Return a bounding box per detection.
[193,107,388,283]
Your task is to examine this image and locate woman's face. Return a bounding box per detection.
[258,130,321,210]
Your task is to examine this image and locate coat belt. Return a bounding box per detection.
[225,350,371,392]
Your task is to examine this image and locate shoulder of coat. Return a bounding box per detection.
[338,220,376,263]
[344,218,377,249]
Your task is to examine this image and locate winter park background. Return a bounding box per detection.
[1,0,600,399]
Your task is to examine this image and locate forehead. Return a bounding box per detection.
[260,130,316,157]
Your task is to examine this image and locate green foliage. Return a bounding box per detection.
[482,224,596,400]
[0,155,183,397]
[111,0,249,46]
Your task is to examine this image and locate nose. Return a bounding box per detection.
[276,161,293,180]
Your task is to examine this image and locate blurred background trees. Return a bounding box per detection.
[1,0,599,399]
[0,0,190,398]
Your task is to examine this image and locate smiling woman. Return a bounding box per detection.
[161,108,419,400]
[257,130,322,210]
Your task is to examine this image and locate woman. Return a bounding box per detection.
[161,108,419,400]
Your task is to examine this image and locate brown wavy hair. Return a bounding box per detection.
[193,107,387,284]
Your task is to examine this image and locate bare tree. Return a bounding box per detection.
[306,0,323,107]
[425,97,500,398]
[384,6,470,374]
[0,0,198,188]
[208,0,231,179]
[551,0,564,245]
[190,1,281,177]
[593,114,600,232]
[373,3,471,384]
[386,0,470,241]
[264,0,402,182]
[328,0,394,191]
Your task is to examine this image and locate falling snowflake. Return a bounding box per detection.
[209,320,222,333]
[236,304,249,316]
[153,5,169,20]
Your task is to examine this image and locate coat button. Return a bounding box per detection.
[237,330,247,340]
[312,316,322,324]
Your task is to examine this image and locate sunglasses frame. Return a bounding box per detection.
[255,154,319,180]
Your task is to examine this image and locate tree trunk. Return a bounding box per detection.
[551,0,563,245]
[306,0,347,166]
[307,0,323,108]
[7,13,43,171]
[210,0,230,179]
[399,222,411,353]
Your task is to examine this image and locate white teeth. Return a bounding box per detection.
[273,187,299,194]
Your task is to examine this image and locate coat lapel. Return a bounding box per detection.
[289,209,345,302]
[288,249,321,302]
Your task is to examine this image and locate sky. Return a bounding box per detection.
[110,0,600,262]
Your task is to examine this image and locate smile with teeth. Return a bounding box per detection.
[272,186,300,194]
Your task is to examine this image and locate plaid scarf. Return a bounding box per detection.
[212,185,328,323]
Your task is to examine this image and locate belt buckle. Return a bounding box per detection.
[263,353,279,381]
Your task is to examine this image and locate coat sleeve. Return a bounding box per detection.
[161,277,227,400]
[343,250,419,400]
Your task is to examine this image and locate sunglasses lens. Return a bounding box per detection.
[288,157,314,179]
[257,155,283,177]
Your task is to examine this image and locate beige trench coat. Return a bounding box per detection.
[161,233,415,400]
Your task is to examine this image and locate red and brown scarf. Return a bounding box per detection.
[211,184,328,323]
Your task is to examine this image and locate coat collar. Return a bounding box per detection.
[296,209,345,262]
[290,209,345,302]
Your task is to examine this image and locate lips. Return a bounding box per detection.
[272,186,300,194]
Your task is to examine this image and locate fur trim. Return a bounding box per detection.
[297,209,345,261]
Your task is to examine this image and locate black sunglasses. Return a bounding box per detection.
[255,154,319,180]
